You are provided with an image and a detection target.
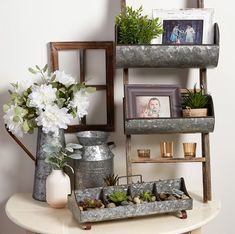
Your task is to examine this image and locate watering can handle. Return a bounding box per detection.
[107,141,115,150]
[5,125,36,162]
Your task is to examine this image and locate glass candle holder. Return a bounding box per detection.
[183,143,197,158]
[137,149,150,158]
[160,142,173,158]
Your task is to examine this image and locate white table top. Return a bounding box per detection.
[5,192,220,234]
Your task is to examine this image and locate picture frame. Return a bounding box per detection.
[152,8,214,44]
[50,41,115,133]
[162,19,203,45]
[124,84,181,119]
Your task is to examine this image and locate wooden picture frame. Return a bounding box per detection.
[124,84,181,119]
[50,41,114,133]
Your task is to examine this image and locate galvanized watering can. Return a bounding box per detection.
[5,126,65,202]
[74,131,115,190]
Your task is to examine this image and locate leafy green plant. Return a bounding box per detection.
[43,142,82,171]
[182,84,209,109]
[140,191,153,202]
[104,174,119,186]
[115,5,163,44]
[108,191,128,204]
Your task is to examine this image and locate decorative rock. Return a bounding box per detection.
[167,195,177,200]
[133,197,141,204]
[121,201,129,206]
[173,192,182,199]
[181,195,189,200]
[151,196,156,202]
[127,196,133,202]
[172,188,184,196]
[159,192,167,200]
[106,203,116,208]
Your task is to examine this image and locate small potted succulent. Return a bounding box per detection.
[43,142,82,208]
[103,174,119,186]
[182,84,209,117]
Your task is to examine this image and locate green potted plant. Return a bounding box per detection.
[115,5,163,44]
[43,142,82,208]
[115,5,165,68]
[182,84,209,117]
[103,174,119,186]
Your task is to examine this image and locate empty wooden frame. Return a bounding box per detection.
[50,41,114,133]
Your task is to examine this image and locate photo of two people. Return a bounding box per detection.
[162,19,203,44]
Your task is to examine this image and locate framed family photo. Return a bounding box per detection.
[162,19,203,44]
[124,84,181,119]
[152,8,214,44]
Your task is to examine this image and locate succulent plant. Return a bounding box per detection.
[108,191,128,204]
[182,84,209,109]
[103,174,119,186]
[140,191,153,202]
[79,198,104,210]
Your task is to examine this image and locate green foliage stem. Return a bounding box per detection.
[115,5,163,44]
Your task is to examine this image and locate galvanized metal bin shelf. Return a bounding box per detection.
[124,95,215,134]
[116,23,219,69]
[68,178,192,226]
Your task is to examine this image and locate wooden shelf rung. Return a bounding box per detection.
[131,157,206,163]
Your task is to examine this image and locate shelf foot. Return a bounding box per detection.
[180,210,187,219]
[81,222,92,230]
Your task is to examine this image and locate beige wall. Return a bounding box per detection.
[0,0,233,233]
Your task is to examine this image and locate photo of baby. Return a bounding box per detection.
[136,96,171,118]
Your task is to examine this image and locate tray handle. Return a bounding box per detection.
[117,174,143,185]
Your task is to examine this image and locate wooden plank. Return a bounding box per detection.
[123,68,129,85]
[197,0,204,8]
[200,68,207,94]
[120,0,126,14]
[131,157,206,163]
[202,133,212,202]
[126,135,132,184]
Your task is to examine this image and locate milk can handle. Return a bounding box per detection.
[5,125,36,162]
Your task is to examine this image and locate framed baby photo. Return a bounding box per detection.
[124,84,181,119]
[152,8,214,44]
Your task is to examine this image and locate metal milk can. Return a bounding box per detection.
[75,131,114,189]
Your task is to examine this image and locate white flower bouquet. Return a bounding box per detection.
[3,65,95,137]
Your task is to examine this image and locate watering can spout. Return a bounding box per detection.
[5,125,36,162]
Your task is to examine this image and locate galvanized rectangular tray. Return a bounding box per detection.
[68,178,192,229]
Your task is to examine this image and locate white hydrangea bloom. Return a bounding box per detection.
[3,105,25,137]
[28,84,57,110]
[69,89,89,119]
[54,71,75,87]
[35,105,73,136]
[13,79,33,95]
